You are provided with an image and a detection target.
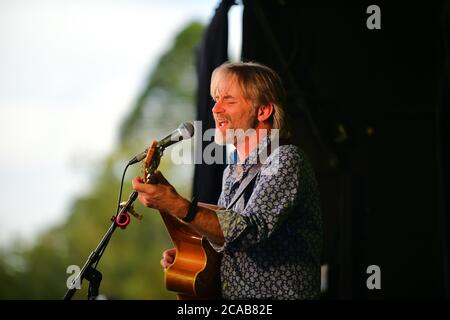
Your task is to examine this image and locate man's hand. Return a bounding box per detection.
[133,171,225,247]
[132,171,189,216]
[160,248,176,269]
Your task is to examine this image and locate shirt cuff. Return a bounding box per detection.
[208,208,248,252]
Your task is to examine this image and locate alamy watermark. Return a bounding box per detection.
[166,121,281,175]
[366,5,381,30]
[66,264,81,290]
[366,264,381,290]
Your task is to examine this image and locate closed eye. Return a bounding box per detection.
[224,98,237,104]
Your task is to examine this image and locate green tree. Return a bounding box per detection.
[0,21,204,300]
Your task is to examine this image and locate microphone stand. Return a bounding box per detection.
[64,139,169,300]
[63,190,138,300]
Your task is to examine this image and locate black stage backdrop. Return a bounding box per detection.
[193,0,449,299]
[192,0,234,204]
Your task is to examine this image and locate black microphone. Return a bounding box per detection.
[127,122,195,165]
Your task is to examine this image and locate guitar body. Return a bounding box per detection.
[142,141,222,299]
[160,208,222,299]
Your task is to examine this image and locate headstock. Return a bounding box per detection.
[142,140,162,184]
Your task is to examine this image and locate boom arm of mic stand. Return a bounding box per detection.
[63,191,138,300]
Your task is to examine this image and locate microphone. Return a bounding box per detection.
[128,122,195,165]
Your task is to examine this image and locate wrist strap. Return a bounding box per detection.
[182,197,198,223]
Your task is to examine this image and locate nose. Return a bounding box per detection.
[212,98,224,114]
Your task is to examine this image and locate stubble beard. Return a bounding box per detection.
[214,113,258,146]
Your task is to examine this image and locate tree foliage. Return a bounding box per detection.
[0,21,204,300]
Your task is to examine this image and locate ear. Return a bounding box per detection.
[257,104,274,122]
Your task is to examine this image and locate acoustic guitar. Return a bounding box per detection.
[142,141,222,299]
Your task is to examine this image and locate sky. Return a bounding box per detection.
[0,0,242,247]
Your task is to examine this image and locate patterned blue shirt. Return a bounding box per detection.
[213,136,323,299]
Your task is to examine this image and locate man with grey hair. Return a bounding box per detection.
[132,61,322,299]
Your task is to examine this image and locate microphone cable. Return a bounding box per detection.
[93,162,132,271]
[116,162,132,215]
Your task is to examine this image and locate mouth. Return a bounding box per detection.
[215,119,229,130]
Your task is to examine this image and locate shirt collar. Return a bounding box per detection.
[231,134,271,172]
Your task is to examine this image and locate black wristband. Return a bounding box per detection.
[182,197,198,223]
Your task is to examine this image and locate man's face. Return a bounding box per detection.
[211,74,258,145]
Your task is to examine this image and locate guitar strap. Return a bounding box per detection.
[225,135,286,211]
[226,162,263,210]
